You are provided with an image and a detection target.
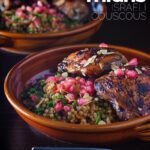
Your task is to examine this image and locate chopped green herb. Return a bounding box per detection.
[96,112,102,124]
[52,94,63,100]
[11,15,18,21]
[61,99,67,105]
[34,108,43,115]
[72,100,77,108]
[55,72,61,77]
[61,18,74,27]
[47,101,53,108]
[39,79,45,86]
[34,13,41,18]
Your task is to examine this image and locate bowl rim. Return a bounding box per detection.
[4,44,150,133]
[0,3,106,39]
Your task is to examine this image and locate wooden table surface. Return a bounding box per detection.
[0,2,150,150]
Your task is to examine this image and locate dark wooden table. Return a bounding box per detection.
[0,2,150,150]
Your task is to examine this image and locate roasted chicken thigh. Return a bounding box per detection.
[58,47,128,77]
[94,66,150,120]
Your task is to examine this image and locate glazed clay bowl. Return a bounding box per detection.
[4,44,150,144]
[0,2,106,55]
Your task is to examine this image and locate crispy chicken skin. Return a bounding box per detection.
[94,67,150,120]
[57,47,128,77]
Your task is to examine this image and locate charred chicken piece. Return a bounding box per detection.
[57,47,128,77]
[53,0,89,21]
[94,66,150,120]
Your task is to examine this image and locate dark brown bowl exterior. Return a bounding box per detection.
[4,44,150,144]
[0,4,106,55]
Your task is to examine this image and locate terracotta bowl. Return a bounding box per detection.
[4,44,150,145]
[0,2,106,55]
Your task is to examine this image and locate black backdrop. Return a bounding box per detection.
[0,1,150,150]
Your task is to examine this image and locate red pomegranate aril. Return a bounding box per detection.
[31,94,38,102]
[66,93,75,102]
[21,5,26,10]
[99,43,108,48]
[46,76,58,83]
[86,86,94,95]
[58,77,64,81]
[68,86,74,93]
[37,1,43,7]
[126,70,138,79]
[54,102,62,112]
[34,6,44,13]
[63,106,71,112]
[79,78,86,85]
[26,6,32,12]
[34,19,41,28]
[127,58,138,66]
[80,89,87,97]
[16,9,26,18]
[63,81,72,89]
[67,78,77,84]
[80,85,86,90]
[86,80,93,86]
[48,9,56,15]
[114,68,125,77]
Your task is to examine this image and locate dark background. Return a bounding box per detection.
[0,1,150,150]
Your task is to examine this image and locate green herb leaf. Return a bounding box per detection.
[34,108,43,115]
[61,99,67,105]
[55,72,61,77]
[52,94,63,100]
[96,112,102,124]
[34,13,41,18]
[47,101,53,108]
[72,100,77,108]
[11,15,18,21]
[39,79,45,86]
[61,18,74,27]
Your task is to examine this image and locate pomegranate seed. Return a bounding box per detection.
[77,98,86,106]
[58,77,64,81]
[63,106,71,112]
[34,19,41,28]
[26,6,32,12]
[99,43,108,48]
[68,86,74,93]
[67,78,77,84]
[86,86,94,95]
[21,5,26,10]
[126,58,138,66]
[80,89,87,97]
[63,81,72,89]
[46,76,58,83]
[79,78,86,85]
[141,67,147,72]
[34,6,45,13]
[48,9,56,15]
[16,9,26,18]
[54,102,62,112]
[31,94,38,102]
[86,80,93,86]
[126,70,138,79]
[114,68,125,77]
[37,1,43,7]
[28,15,34,20]
[65,93,75,102]
[80,85,86,90]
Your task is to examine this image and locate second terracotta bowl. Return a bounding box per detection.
[0,2,106,55]
[4,44,150,144]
